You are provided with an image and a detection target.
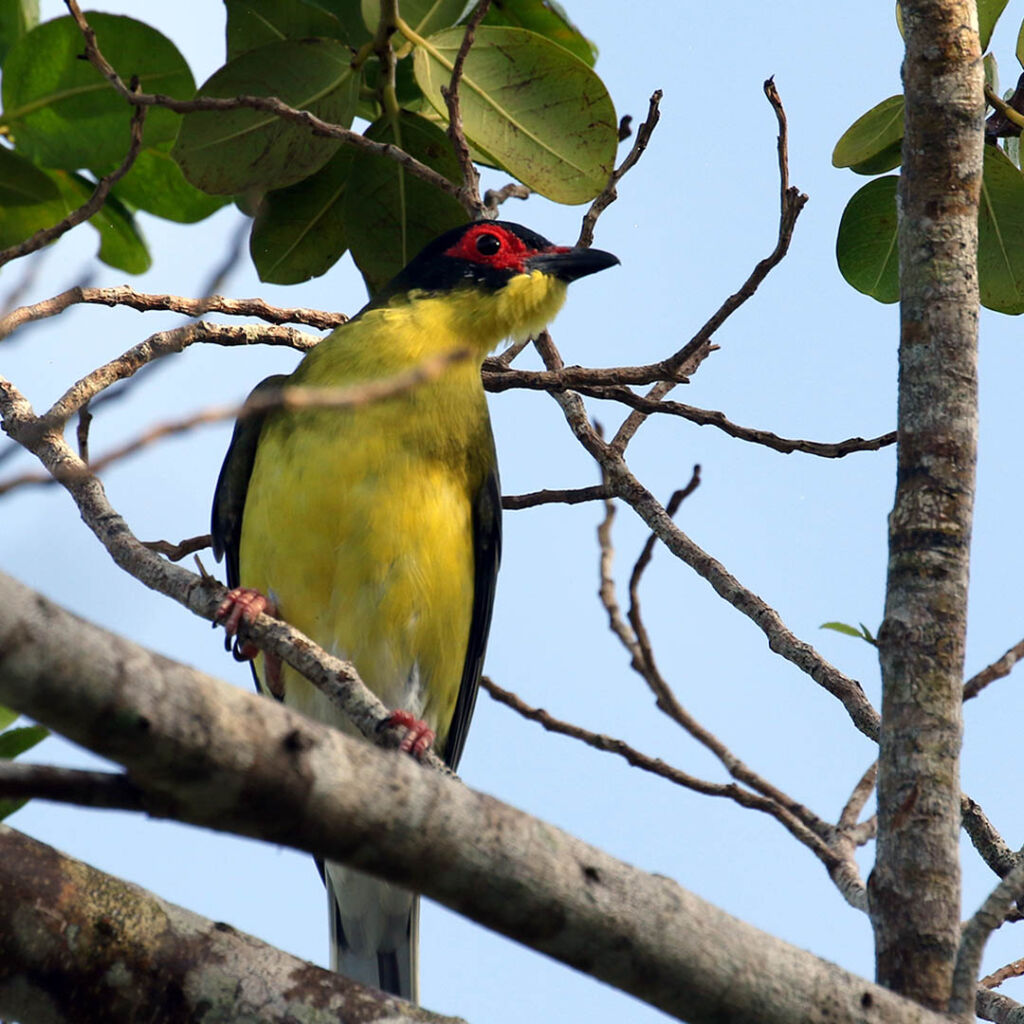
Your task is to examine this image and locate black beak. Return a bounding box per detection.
[526,246,620,283]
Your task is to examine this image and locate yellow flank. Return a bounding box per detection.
[238,271,567,747]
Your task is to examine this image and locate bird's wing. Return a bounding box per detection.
[211,374,289,589]
[443,463,502,770]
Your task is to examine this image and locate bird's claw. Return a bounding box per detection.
[215,587,275,662]
[385,710,436,760]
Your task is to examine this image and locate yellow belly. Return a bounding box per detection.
[239,404,475,748]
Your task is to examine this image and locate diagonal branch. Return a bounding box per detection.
[0,573,960,1024]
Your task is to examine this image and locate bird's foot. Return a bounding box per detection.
[384,710,436,760]
[214,588,284,697]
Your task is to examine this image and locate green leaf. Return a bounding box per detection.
[225,0,347,61]
[172,38,359,195]
[978,0,1008,51]
[251,146,354,283]
[0,706,19,731]
[0,0,38,63]
[820,621,864,638]
[1,14,194,171]
[412,25,616,204]
[305,0,370,45]
[0,723,48,759]
[836,175,899,304]
[343,109,466,295]
[849,139,902,176]
[1005,135,1020,168]
[1017,15,1024,66]
[984,52,999,96]
[363,0,465,39]
[483,0,597,67]
[979,143,1024,313]
[821,621,877,646]
[53,170,152,274]
[833,95,904,170]
[0,145,70,249]
[109,146,228,223]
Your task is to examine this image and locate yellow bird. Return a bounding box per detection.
[211,220,618,1002]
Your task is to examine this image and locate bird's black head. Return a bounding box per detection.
[372,221,620,303]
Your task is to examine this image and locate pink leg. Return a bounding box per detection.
[385,710,436,760]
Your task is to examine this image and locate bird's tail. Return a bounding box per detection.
[325,860,419,1003]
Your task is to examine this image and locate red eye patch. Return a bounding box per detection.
[444,224,538,271]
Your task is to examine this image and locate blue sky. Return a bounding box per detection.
[4,2,1023,1020]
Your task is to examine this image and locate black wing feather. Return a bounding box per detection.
[211,374,289,589]
[443,463,502,770]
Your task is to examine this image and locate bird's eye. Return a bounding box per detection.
[475,233,501,256]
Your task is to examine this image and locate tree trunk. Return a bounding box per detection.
[872,0,983,1009]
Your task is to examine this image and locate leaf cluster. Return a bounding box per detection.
[832,0,1024,314]
[0,0,618,293]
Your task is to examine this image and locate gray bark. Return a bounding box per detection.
[872,0,983,1010]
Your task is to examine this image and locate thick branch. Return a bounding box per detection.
[0,571,960,1024]
[0,825,456,1024]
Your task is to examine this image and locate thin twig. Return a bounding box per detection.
[479,677,840,868]
[982,958,1024,990]
[502,484,612,510]
[962,794,1020,879]
[964,637,1024,700]
[578,90,662,248]
[0,284,345,343]
[141,535,212,562]
[483,182,531,211]
[440,0,490,216]
[0,97,146,269]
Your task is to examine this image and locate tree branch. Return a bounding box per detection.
[0,824,457,1024]
[0,572,963,1024]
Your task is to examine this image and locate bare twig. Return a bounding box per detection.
[440,0,491,216]
[479,677,841,869]
[961,794,1020,879]
[0,97,146,269]
[964,637,1024,700]
[502,484,612,510]
[982,958,1024,990]
[0,284,345,343]
[47,322,316,424]
[141,535,212,562]
[578,90,662,248]
[483,182,531,211]
[62,0,470,210]
[839,761,878,831]
[664,79,808,376]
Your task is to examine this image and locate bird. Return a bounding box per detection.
[210,220,619,1003]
